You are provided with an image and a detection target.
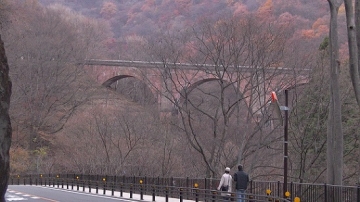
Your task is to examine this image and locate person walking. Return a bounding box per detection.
[233,164,249,202]
[217,167,232,201]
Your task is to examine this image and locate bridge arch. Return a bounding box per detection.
[178,78,237,103]
[100,71,158,106]
[174,78,250,117]
[182,78,220,94]
[102,75,134,87]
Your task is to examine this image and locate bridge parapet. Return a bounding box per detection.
[83,59,310,75]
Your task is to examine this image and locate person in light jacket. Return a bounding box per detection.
[217,167,232,201]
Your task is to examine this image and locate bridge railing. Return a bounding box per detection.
[8,174,360,202]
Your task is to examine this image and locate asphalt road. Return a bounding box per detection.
[6,185,139,202]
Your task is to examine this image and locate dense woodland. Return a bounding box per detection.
[37,0,349,60]
[0,0,359,188]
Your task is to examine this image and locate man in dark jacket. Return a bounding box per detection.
[233,164,249,202]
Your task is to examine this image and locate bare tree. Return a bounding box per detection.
[54,100,141,175]
[288,45,329,184]
[54,92,181,176]
[2,1,111,172]
[143,14,299,179]
[282,31,360,187]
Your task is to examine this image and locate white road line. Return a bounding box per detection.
[41,186,137,201]
[7,189,59,202]
[9,186,141,202]
[5,194,27,201]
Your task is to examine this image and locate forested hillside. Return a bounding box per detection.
[38,0,329,34]
[37,0,344,60]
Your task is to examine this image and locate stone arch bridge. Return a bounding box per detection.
[83,59,310,113]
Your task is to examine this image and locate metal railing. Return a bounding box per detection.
[9,174,360,202]
[9,174,291,202]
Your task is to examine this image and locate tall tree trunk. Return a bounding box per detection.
[327,0,343,188]
[0,33,12,202]
[344,0,360,107]
[344,0,360,184]
[356,0,360,74]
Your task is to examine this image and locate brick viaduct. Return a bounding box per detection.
[83,59,310,113]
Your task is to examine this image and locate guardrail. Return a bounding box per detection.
[9,174,291,202]
[9,174,360,202]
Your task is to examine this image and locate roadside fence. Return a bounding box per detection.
[9,174,360,202]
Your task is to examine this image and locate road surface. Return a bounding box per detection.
[6,185,140,202]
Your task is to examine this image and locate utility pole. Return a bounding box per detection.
[283,89,289,198]
[270,90,290,198]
